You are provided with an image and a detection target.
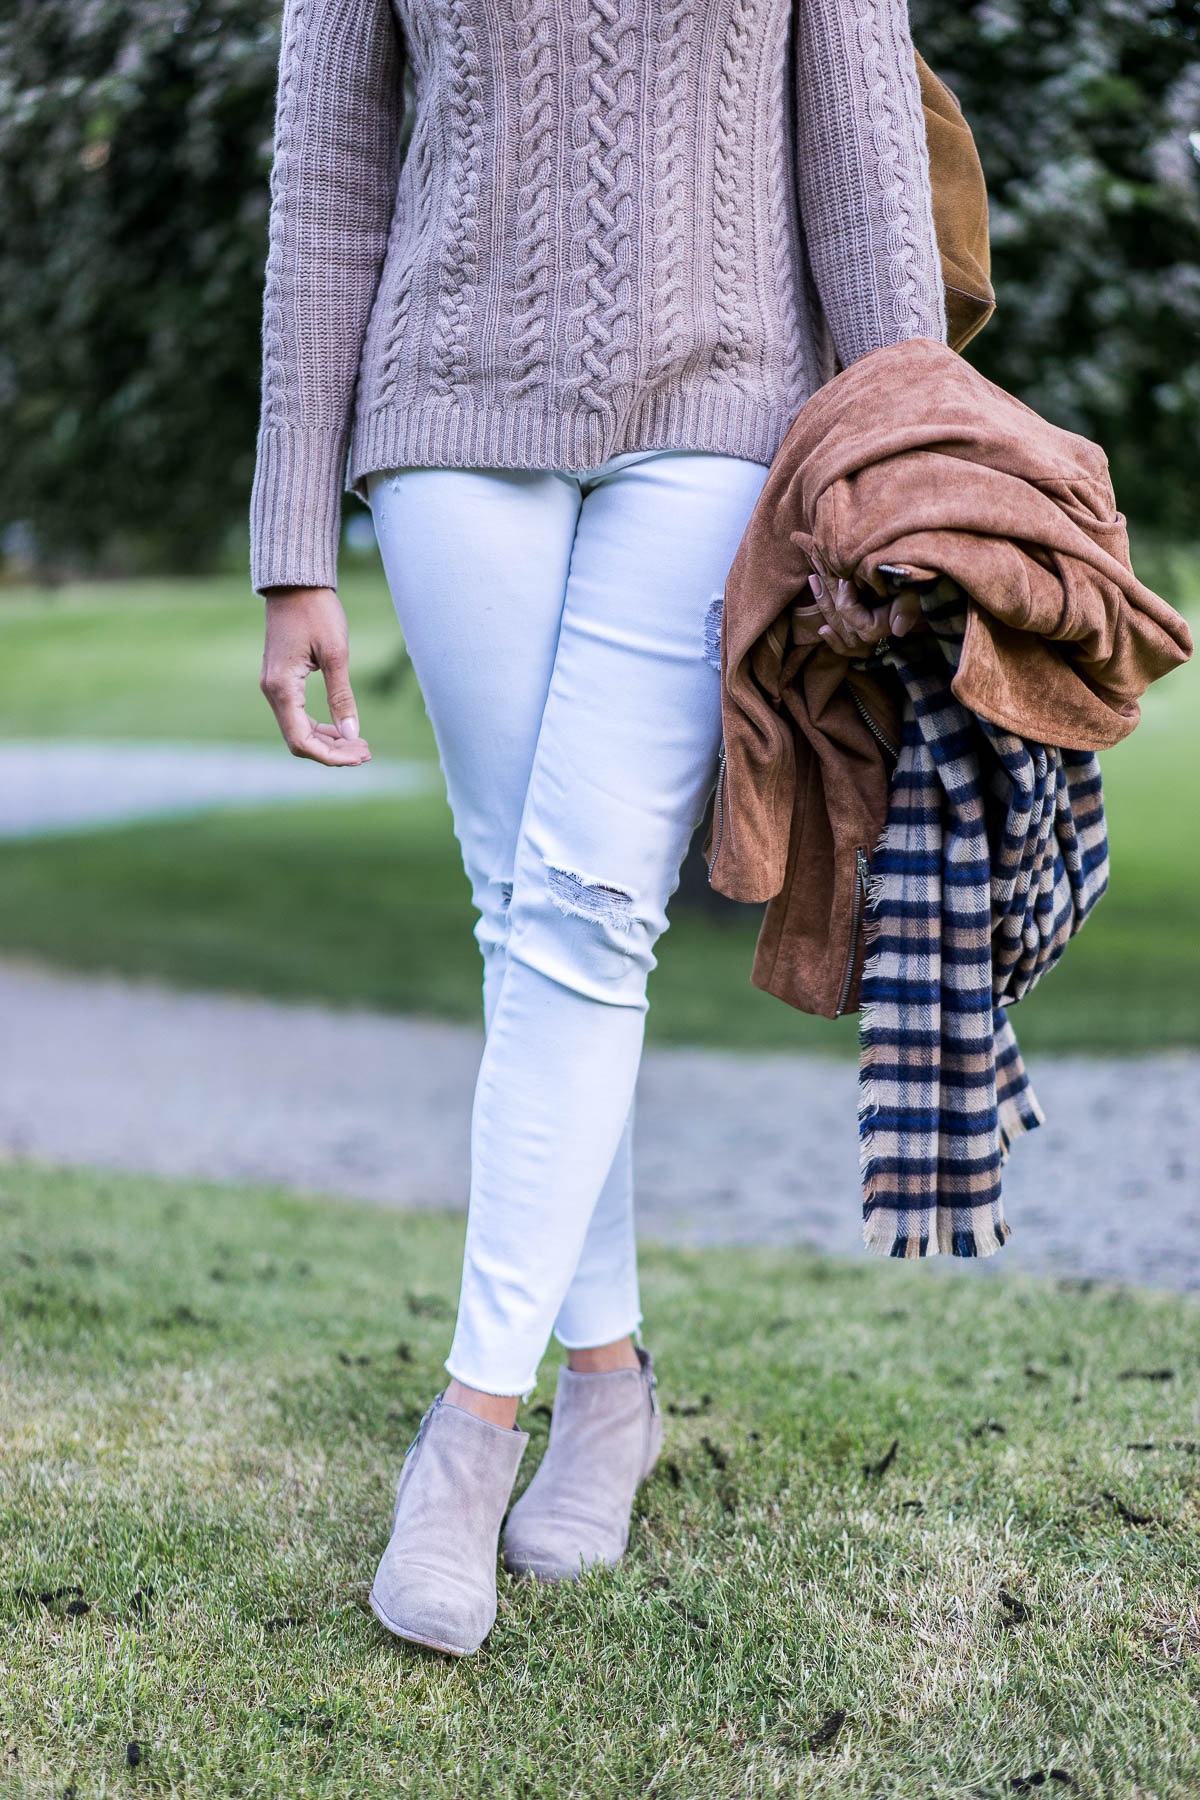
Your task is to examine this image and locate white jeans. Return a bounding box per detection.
[367,446,771,1395]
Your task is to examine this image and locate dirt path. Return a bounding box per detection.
[0,739,432,837]
[2,958,1195,1289]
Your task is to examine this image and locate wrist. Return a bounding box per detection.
[262,584,336,603]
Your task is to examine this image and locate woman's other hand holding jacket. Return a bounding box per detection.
[807,566,929,657]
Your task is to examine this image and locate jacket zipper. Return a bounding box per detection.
[834,846,870,1018]
[849,685,898,759]
[706,740,728,879]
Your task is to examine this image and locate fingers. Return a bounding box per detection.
[807,572,851,648]
[807,569,936,655]
[888,589,930,638]
[320,644,362,743]
[809,572,892,656]
[260,664,372,766]
[260,586,372,766]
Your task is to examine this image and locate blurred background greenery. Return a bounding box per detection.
[0,549,1195,1056]
[0,0,1197,1054]
[2,0,1198,572]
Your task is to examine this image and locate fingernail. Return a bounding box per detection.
[339,716,358,739]
[807,573,824,599]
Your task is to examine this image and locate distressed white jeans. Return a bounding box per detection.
[367,446,771,1395]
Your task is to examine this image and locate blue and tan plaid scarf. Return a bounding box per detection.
[858,591,1110,1257]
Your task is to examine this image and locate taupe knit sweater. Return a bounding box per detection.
[249,0,947,594]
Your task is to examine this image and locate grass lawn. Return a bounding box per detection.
[0,551,1196,1055]
[0,568,436,760]
[3,1162,1200,1798]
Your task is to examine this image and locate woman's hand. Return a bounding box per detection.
[259,585,372,765]
[807,569,927,658]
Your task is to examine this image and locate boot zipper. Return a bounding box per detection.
[834,846,870,1018]
[849,684,898,759]
[403,1402,434,1460]
[393,1410,430,1528]
[705,740,728,879]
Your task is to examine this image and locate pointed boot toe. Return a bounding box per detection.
[502,1346,663,1583]
[369,1394,528,1655]
[369,1550,495,1657]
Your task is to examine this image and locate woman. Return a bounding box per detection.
[250,0,945,1656]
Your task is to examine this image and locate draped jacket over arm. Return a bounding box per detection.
[709,335,1194,1018]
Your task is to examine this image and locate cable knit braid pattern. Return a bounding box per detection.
[371,3,438,416]
[427,0,487,399]
[504,0,557,406]
[562,0,640,433]
[249,0,948,595]
[762,0,811,399]
[709,0,762,395]
[851,0,940,337]
[792,0,946,368]
[645,0,695,392]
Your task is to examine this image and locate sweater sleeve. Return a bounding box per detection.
[249,0,406,595]
[793,0,946,372]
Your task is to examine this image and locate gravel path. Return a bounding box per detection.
[2,958,1196,1289]
[0,740,433,837]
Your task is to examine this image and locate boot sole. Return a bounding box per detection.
[368,1587,472,1657]
[502,1553,612,1582]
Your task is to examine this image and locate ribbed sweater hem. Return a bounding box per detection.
[346,386,799,504]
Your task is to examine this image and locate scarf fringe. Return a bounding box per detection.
[860,1209,1012,1259]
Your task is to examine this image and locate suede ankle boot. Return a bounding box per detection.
[369,1392,529,1655]
[501,1345,663,1582]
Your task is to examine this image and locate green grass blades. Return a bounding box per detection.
[0,564,1196,1053]
[0,570,434,759]
[3,1163,1200,1798]
[0,758,1195,1051]
[0,789,857,1054]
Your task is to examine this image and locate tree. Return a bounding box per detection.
[0,1,280,571]
[912,0,1200,532]
[1,0,1197,572]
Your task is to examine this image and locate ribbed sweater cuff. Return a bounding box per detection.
[249,424,350,594]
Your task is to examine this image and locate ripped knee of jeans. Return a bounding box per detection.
[704,590,724,673]
[545,864,636,934]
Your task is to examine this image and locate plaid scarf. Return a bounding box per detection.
[858,591,1110,1258]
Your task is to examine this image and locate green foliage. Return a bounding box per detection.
[1,1,1198,569]
[0,0,281,571]
[913,0,1200,531]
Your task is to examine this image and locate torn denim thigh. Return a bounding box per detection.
[545,864,636,933]
[703,589,725,673]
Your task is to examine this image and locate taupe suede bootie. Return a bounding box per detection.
[501,1345,663,1582]
[369,1393,529,1656]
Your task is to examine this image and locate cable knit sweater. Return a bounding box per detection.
[249,0,947,594]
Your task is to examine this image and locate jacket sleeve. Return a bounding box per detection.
[249,0,407,595]
[793,0,947,371]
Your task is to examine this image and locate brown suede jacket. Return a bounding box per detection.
[708,335,1194,1019]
